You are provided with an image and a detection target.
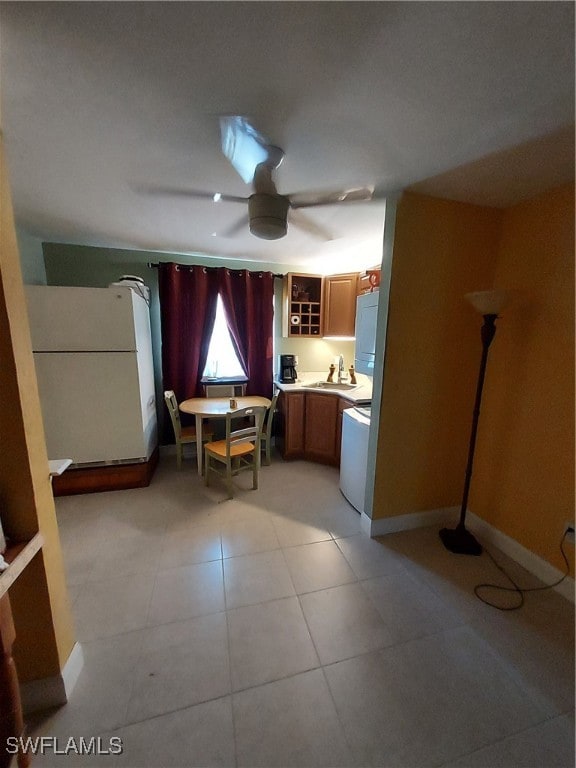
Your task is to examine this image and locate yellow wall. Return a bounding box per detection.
[470,183,575,574]
[373,192,502,518]
[373,184,574,576]
[0,136,76,681]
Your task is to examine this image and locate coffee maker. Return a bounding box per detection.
[279,354,298,383]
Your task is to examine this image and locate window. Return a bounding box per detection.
[203,294,245,379]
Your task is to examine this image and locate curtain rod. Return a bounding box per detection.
[147,261,284,278]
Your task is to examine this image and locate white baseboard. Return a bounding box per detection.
[360,511,373,536]
[361,507,574,605]
[361,506,458,538]
[467,512,575,604]
[21,642,84,715]
[62,641,84,699]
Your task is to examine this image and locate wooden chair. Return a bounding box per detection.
[204,406,266,499]
[203,384,247,439]
[164,390,213,470]
[260,389,279,466]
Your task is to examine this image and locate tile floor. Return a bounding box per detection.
[29,452,575,767]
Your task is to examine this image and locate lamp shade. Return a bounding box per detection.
[465,290,509,316]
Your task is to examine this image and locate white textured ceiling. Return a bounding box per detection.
[0,2,574,270]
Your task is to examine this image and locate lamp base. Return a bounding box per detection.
[439,525,482,556]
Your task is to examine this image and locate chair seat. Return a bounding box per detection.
[206,439,255,459]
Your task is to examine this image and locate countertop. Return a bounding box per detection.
[275,371,373,405]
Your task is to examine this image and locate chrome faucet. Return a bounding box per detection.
[338,355,347,383]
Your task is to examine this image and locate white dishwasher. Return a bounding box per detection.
[339,406,371,513]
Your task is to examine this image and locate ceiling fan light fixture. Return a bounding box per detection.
[248,193,289,240]
[250,219,287,240]
[220,116,270,184]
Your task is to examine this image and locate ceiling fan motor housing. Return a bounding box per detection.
[248,193,289,240]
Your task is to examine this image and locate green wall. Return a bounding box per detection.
[17,227,47,285]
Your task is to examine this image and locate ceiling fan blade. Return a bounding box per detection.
[288,185,375,209]
[220,213,250,238]
[220,115,284,184]
[133,183,247,204]
[289,209,333,241]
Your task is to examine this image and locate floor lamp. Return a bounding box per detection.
[440,290,509,556]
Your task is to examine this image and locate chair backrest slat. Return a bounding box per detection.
[263,389,279,440]
[225,406,266,457]
[164,390,182,439]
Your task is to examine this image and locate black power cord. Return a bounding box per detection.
[474,529,573,611]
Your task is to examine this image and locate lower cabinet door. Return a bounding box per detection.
[304,393,339,465]
[279,392,306,459]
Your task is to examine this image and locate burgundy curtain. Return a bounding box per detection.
[158,263,219,403]
[218,269,275,397]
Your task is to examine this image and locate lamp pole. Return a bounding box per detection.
[440,291,506,556]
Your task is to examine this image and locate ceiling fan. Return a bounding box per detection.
[139,116,376,241]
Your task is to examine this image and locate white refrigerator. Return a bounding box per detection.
[26,285,157,466]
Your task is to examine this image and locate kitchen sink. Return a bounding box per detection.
[303,381,358,391]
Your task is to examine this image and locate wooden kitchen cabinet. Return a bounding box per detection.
[323,272,358,337]
[278,391,347,466]
[304,392,340,464]
[277,391,306,459]
[283,272,361,339]
[283,274,323,337]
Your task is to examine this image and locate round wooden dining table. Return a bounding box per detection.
[179,395,271,475]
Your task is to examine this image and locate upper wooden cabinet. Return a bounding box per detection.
[323,272,359,337]
[283,274,324,337]
[283,271,359,338]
